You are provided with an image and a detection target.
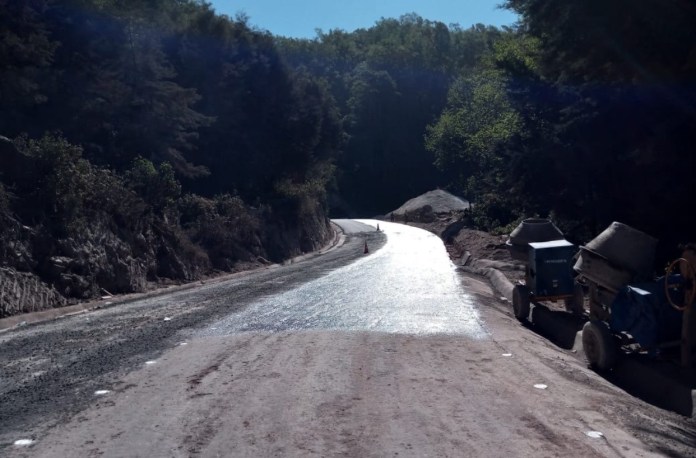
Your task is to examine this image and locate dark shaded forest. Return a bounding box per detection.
[1,0,694,315]
[278,15,504,216]
[0,0,341,314]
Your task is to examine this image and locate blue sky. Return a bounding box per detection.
[208,1,519,38]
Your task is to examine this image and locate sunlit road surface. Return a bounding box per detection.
[4,220,686,458]
[205,220,487,338]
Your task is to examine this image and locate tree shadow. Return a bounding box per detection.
[529,303,585,349]
[527,303,696,417]
[601,352,696,417]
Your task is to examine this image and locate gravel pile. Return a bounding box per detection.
[390,189,470,216]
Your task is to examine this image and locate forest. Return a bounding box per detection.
[279,0,695,262]
[0,0,342,313]
[1,0,694,314]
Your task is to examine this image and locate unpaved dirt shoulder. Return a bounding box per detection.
[12,331,626,458]
[460,272,696,458]
[418,217,696,449]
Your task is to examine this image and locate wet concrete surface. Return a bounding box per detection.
[203,221,486,337]
[0,221,385,446]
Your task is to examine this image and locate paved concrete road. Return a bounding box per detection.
[1,221,694,457]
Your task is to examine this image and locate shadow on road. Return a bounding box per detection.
[529,304,585,350]
[525,303,696,417]
[602,352,696,417]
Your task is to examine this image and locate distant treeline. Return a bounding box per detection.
[277,15,505,216]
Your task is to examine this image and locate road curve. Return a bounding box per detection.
[2,221,693,457]
[203,220,486,336]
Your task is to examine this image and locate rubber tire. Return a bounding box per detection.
[512,284,531,321]
[582,321,617,371]
[565,282,585,315]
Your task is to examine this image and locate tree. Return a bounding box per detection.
[501,0,696,256]
[31,0,212,176]
[126,157,181,214]
[0,0,57,136]
[277,15,506,216]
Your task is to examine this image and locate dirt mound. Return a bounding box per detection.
[390,190,470,217]
[450,228,511,261]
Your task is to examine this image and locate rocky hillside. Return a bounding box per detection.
[0,136,332,318]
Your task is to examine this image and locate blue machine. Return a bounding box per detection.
[527,240,577,298]
[512,239,582,321]
[609,277,683,351]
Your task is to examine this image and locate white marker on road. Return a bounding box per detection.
[586,431,604,439]
[533,384,548,390]
[145,360,157,365]
[14,439,34,447]
[94,390,111,396]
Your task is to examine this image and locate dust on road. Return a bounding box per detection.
[20,327,667,457]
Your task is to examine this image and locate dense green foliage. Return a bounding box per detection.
[505,0,696,254]
[278,4,695,260]
[0,0,343,303]
[423,1,696,261]
[1,0,341,204]
[278,17,503,215]
[3,0,694,279]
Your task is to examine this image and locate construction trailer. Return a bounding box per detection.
[507,219,583,320]
[574,223,695,370]
[508,220,696,371]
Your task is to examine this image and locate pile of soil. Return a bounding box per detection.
[416,219,520,272]
[448,228,511,261]
[389,189,470,218]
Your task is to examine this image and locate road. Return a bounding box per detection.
[1,220,694,457]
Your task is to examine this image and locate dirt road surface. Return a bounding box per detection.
[1,221,694,457]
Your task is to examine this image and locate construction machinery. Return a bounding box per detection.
[574,222,695,370]
[507,219,584,321]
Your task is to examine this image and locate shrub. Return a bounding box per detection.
[469,193,520,233]
[126,157,181,213]
[178,193,261,269]
[178,193,215,229]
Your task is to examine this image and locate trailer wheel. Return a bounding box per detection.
[565,282,585,315]
[512,284,530,321]
[582,321,617,371]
